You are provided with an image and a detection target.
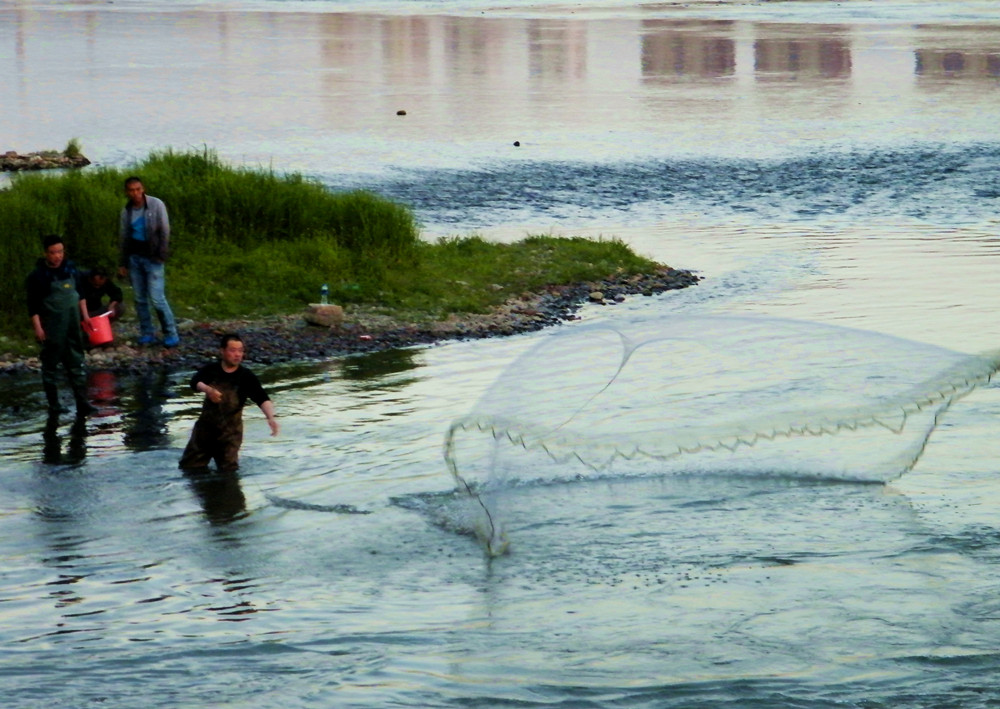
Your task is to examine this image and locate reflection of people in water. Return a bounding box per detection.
[87,370,118,408]
[122,369,171,452]
[183,468,247,524]
[179,333,279,473]
[42,414,88,465]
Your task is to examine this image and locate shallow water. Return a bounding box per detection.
[4,1,1000,707]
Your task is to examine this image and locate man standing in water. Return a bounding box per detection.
[118,176,180,348]
[26,235,97,417]
[179,333,279,472]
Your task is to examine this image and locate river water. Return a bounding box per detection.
[3,1,1000,707]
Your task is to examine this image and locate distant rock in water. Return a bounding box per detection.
[1,149,91,172]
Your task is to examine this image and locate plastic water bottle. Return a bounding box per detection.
[320,283,329,305]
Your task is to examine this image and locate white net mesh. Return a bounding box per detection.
[444,315,1000,555]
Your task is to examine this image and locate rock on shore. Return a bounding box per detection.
[0,267,699,375]
[1,150,91,171]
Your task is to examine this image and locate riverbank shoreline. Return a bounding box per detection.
[1,267,699,376]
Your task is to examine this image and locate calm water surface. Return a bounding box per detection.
[3,1,1000,707]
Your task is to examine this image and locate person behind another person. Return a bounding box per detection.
[118,176,180,348]
[25,235,97,417]
[82,266,124,319]
[179,333,279,473]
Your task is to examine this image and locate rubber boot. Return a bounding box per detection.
[44,384,69,415]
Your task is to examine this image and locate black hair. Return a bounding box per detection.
[89,266,109,278]
[220,333,243,349]
[124,176,143,188]
[42,234,64,249]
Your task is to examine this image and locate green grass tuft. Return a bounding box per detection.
[64,138,83,159]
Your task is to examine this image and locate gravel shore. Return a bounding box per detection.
[2,267,699,376]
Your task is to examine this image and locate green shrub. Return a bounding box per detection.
[373,234,660,318]
[64,138,83,159]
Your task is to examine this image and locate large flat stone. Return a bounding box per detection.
[303,304,345,328]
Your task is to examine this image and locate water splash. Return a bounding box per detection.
[263,491,371,515]
[444,315,1000,555]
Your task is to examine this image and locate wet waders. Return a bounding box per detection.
[179,383,245,472]
[40,274,95,417]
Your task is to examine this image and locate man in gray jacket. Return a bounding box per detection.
[118,176,180,347]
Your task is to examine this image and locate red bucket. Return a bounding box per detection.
[83,312,114,346]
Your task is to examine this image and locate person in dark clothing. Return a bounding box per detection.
[26,235,97,417]
[82,266,124,319]
[179,333,279,472]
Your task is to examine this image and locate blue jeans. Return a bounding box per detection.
[128,254,178,340]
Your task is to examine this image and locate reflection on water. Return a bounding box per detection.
[4,6,1000,170]
[641,20,736,81]
[913,23,1000,82]
[526,18,586,81]
[184,468,247,524]
[338,348,418,384]
[754,25,851,79]
[86,369,117,407]
[916,48,1000,80]
[41,414,87,466]
[121,369,171,452]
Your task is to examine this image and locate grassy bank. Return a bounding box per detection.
[1,148,663,354]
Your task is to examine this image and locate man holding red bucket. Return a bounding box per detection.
[81,266,124,347]
[82,266,124,320]
[25,235,98,417]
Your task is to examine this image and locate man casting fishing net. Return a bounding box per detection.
[179,333,279,472]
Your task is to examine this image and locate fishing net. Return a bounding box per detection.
[444,315,1000,555]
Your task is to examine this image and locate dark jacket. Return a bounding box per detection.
[26,258,85,318]
[81,271,124,315]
